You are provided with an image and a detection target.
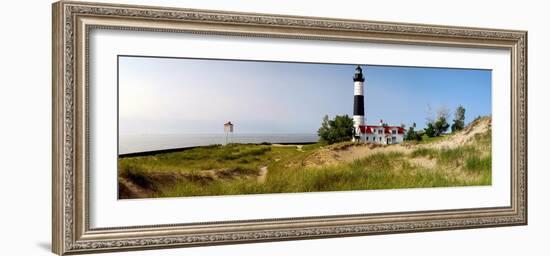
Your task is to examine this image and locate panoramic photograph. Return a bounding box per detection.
[117,56,492,199]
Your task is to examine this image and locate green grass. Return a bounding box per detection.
[416,134,449,144]
[119,122,492,198]
[120,144,281,174]
[410,148,435,158]
[410,146,483,167]
[118,143,317,191]
[465,155,492,173]
[156,151,486,197]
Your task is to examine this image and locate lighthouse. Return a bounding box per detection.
[352,65,365,141]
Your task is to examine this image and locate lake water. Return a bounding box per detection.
[119,133,319,154]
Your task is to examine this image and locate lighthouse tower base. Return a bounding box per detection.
[352,115,364,142]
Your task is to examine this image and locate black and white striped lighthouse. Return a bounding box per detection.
[352,65,365,140]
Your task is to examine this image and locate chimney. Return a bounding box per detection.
[379,119,383,126]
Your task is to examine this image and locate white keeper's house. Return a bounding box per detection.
[351,65,405,145]
[357,120,405,145]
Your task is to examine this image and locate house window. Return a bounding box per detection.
[392,130,397,135]
[379,137,382,141]
[378,129,382,134]
[392,136,397,143]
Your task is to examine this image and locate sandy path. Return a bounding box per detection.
[257,166,268,183]
[118,177,154,199]
[273,144,306,152]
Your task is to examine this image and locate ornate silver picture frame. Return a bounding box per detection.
[52,1,527,255]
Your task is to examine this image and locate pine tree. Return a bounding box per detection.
[405,126,422,141]
[434,116,450,136]
[425,122,436,137]
[451,105,466,132]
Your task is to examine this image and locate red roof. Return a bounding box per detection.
[358,125,405,135]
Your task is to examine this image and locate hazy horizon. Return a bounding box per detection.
[119,56,491,136]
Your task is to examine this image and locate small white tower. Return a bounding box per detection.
[352,66,365,141]
[223,121,234,145]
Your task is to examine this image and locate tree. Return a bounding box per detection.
[436,106,450,122]
[425,104,434,124]
[317,114,355,144]
[405,126,422,141]
[433,116,450,136]
[424,122,436,137]
[425,106,450,137]
[317,115,331,140]
[451,105,466,132]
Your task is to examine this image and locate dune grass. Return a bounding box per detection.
[156,147,490,198]
[414,134,449,144]
[119,124,492,198]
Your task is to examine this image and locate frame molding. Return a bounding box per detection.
[52,1,527,255]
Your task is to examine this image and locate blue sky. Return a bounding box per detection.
[118,56,491,135]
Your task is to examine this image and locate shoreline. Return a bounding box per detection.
[118,141,318,158]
